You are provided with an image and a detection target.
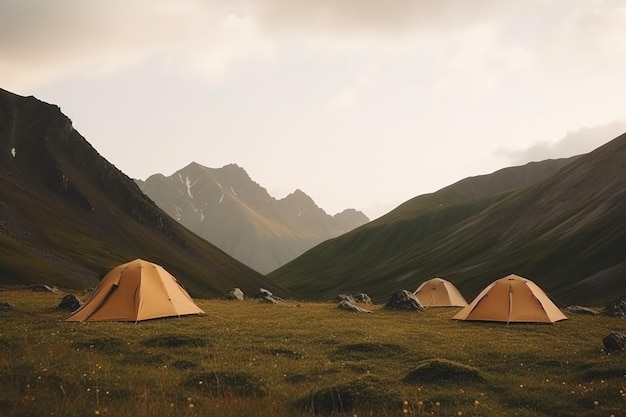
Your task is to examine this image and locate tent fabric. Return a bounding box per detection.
[413,277,468,307]
[452,274,567,323]
[66,259,204,322]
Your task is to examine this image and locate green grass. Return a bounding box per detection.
[0,287,625,417]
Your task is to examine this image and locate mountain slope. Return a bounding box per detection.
[0,88,289,298]
[269,139,625,306]
[136,163,369,273]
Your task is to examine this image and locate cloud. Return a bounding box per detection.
[250,0,501,36]
[498,120,626,164]
[0,0,187,88]
[0,0,274,89]
[0,0,508,91]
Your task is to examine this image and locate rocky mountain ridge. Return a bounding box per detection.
[136,162,369,273]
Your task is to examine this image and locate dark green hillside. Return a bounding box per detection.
[270,134,626,305]
[0,88,290,298]
[380,157,577,223]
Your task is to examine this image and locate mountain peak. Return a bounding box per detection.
[283,188,315,204]
[137,164,369,273]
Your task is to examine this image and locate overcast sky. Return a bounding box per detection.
[2,0,626,219]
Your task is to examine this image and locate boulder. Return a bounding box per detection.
[335,293,372,304]
[25,284,59,293]
[338,300,372,313]
[58,294,83,312]
[604,298,626,318]
[350,293,372,304]
[335,294,355,303]
[602,331,626,353]
[384,290,424,311]
[253,288,283,304]
[222,288,244,301]
[565,305,600,315]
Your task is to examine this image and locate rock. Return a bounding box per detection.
[338,300,372,313]
[602,331,626,353]
[604,298,626,318]
[253,288,283,304]
[335,293,372,304]
[25,284,59,293]
[351,293,372,303]
[221,288,244,301]
[384,290,424,311]
[565,305,600,315]
[0,302,13,310]
[58,294,83,311]
[335,294,355,303]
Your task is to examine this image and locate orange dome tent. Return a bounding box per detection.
[452,274,567,324]
[413,277,468,307]
[67,259,204,322]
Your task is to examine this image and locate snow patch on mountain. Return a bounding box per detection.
[176,173,197,199]
[185,176,196,199]
[11,147,16,158]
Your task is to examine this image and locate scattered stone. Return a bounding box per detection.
[565,305,600,315]
[0,302,13,310]
[221,288,244,301]
[384,289,424,311]
[335,294,355,303]
[604,298,626,318]
[338,300,372,313]
[25,284,59,293]
[58,294,83,311]
[602,331,626,353]
[351,293,372,303]
[335,293,372,304]
[253,288,283,304]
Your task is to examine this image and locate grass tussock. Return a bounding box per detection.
[300,375,399,414]
[405,358,484,384]
[333,342,409,361]
[0,288,625,417]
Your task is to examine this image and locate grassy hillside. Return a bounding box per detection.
[1,287,624,417]
[270,135,626,306]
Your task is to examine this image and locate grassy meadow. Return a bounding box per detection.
[0,287,625,417]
